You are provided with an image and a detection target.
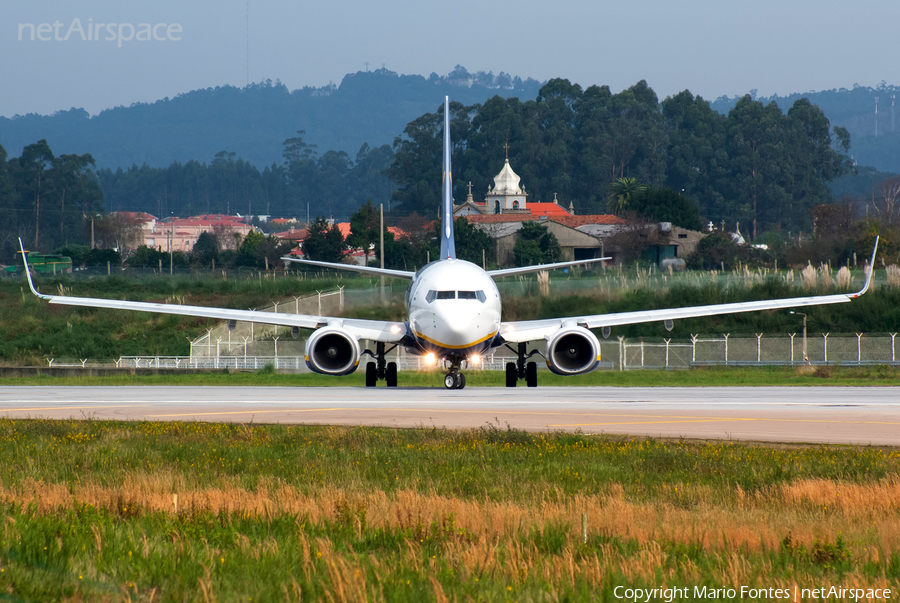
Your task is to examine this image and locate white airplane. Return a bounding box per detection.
[20,97,878,389]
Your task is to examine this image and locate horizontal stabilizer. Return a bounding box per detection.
[281,257,415,279]
[487,256,611,278]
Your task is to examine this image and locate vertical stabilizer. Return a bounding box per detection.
[440,96,457,260]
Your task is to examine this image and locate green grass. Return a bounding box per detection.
[3,364,900,387]
[0,420,898,601]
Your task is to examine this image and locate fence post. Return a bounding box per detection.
[892,333,897,363]
[640,338,645,368]
[340,286,345,312]
[723,334,730,364]
[857,333,863,363]
[317,291,322,316]
[823,333,829,363]
[790,334,796,364]
[664,339,671,368]
[274,337,279,358]
[618,336,625,371]
[756,333,763,363]
[691,334,697,364]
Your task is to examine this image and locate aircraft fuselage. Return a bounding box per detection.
[405,259,502,360]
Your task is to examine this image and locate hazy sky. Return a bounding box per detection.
[2,0,897,117]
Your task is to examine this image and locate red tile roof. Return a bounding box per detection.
[464,214,539,224]
[527,202,571,217]
[274,229,308,241]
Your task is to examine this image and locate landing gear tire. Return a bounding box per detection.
[365,362,377,387]
[526,361,538,388]
[459,374,466,389]
[386,362,398,387]
[444,373,458,389]
[505,362,517,388]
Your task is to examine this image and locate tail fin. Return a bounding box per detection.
[439,96,456,260]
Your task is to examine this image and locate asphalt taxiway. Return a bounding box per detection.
[1,386,898,446]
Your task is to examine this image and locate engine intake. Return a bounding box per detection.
[546,326,601,375]
[305,328,361,375]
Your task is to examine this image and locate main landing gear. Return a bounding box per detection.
[504,342,540,388]
[363,341,398,387]
[443,357,466,390]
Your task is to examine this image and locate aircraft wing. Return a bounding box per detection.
[20,240,406,343]
[487,256,611,278]
[501,239,878,343]
[281,256,415,279]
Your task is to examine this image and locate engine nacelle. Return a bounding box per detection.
[545,326,601,376]
[305,328,361,375]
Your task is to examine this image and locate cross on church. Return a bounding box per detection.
[467,182,473,196]
[503,141,510,159]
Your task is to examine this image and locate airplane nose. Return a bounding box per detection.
[432,304,494,347]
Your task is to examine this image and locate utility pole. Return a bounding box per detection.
[380,203,385,305]
[875,97,880,137]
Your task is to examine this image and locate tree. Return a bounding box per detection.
[17,140,54,249]
[191,231,219,267]
[628,187,703,231]
[302,217,345,263]
[48,152,102,249]
[348,200,380,265]
[518,220,561,263]
[606,177,646,215]
[725,96,790,240]
[452,216,492,265]
[513,238,544,267]
[92,213,144,251]
[661,90,728,221]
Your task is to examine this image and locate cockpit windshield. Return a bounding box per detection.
[426,290,486,303]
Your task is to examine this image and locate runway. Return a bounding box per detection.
[0,386,898,446]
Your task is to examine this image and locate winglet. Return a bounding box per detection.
[18,237,49,300]
[850,235,879,298]
[439,96,457,261]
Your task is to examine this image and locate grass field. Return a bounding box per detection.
[3,364,900,388]
[0,419,898,601]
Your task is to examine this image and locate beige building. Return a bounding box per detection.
[138,214,254,252]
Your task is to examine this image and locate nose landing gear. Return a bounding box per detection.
[443,357,467,389]
[443,371,466,389]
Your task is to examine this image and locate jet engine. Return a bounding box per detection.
[545,326,601,375]
[305,328,361,375]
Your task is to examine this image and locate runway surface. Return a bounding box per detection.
[1,386,898,446]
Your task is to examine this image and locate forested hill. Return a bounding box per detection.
[0,69,542,170]
[711,85,900,173]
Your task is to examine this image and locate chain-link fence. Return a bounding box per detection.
[109,333,899,373]
[612,333,900,370]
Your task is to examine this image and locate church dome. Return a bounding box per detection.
[490,159,523,195]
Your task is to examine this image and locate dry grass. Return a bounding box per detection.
[4,474,900,565]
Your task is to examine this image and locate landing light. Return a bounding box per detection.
[470,354,481,365]
[390,324,401,334]
[424,352,437,365]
